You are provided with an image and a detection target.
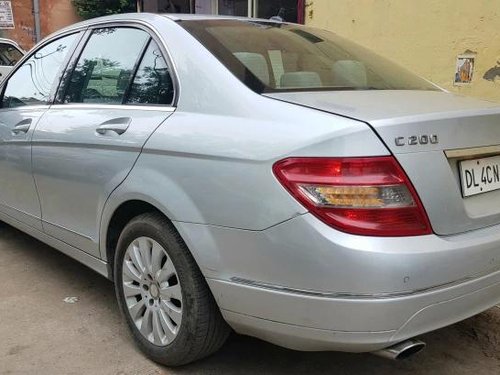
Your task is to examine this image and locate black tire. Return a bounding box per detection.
[114,212,230,366]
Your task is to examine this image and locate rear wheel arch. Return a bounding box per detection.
[104,199,163,279]
[103,198,205,280]
[100,188,212,281]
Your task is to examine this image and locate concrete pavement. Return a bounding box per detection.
[1,222,499,374]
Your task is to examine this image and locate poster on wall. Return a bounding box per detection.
[0,1,14,29]
[454,55,475,85]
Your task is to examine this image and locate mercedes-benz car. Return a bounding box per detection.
[0,38,24,81]
[1,13,500,366]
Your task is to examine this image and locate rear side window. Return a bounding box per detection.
[2,33,78,108]
[126,40,174,106]
[0,42,23,66]
[64,28,149,104]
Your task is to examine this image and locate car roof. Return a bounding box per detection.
[37,12,290,54]
[55,12,285,34]
[161,13,284,23]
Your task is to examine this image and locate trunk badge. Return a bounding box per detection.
[395,135,439,146]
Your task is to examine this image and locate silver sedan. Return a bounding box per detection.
[1,13,500,366]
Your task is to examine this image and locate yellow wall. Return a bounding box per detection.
[305,0,500,102]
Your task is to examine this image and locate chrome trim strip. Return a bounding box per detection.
[0,202,40,220]
[29,141,141,153]
[49,104,176,112]
[0,105,50,113]
[445,145,500,159]
[42,219,94,242]
[230,266,500,300]
[0,141,31,146]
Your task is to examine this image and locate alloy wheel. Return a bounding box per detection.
[122,236,182,346]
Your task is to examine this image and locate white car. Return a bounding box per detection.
[0,38,24,81]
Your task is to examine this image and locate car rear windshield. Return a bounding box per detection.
[180,19,438,93]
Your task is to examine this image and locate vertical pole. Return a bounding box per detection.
[297,0,305,24]
[33,0,41,43]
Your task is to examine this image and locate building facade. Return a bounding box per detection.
[0,0,79,50]
[138,0,304,23]
[305,0,500,103]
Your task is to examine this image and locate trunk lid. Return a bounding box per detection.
[265,90,500,235]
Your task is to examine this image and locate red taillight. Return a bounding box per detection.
[273,157,432,236]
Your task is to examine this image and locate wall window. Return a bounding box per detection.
[142,0,305,22]
[218,0,248,16]
[64,28,149,104]
[2,33,78,108]
[143,0,191,12]
[158,0,191,12]
[256,0,300,23]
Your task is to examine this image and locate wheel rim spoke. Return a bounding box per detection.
[140,308,153,338]
[123,260,142,283]
[128,299,145,321]
[122,236,183,347]
[161,300,182,326]
[159,309,177,342]
[129,245,145,274]
[160,283,182,300]
[123,282,141,297]
[152,310,164,345]
[157,258,175,283]
[137,237,153,274]
[151,242,164,275]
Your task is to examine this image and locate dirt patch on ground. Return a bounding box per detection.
[455,307,500,360]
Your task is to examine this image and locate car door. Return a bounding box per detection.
[0,33,81,230]
[0,41,24,81]
[32,25,176,257]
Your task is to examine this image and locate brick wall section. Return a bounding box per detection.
[40,0,80,38]
[5,0,36,50]
[3,0,80,51]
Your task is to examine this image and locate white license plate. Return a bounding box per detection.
[460,155,500,197]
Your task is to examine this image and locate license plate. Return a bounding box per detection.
[460,155,500,197]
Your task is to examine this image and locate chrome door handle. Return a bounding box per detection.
[11,119,32,134]
[96,117,131,135]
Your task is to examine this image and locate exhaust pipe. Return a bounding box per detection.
[372,339,426,360]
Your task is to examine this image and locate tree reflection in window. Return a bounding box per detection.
[2,34,77,108]
[63,27,149,105]
[127,41,174,106]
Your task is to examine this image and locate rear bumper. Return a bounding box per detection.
[208,268,500,352]
[175,213,500,352]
